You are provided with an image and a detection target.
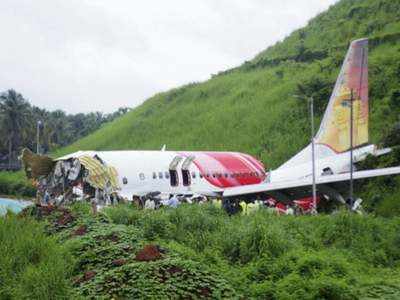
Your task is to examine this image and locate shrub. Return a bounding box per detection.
[140,210,172,240]
[166,204,225,251]
[103,203,142,226]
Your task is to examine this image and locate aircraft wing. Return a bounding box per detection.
[222,166,400,197]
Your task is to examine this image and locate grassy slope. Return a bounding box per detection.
[57,0,400,169]
[14,203,400,299]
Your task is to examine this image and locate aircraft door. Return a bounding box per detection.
[181,156,195,187]
[169,156,183,187]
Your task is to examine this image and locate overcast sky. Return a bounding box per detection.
[0,0,338,113]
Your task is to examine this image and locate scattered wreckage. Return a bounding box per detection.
[21,148,120,205]
[21,148,205,208]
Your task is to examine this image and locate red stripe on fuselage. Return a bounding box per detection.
[180,152,266,188]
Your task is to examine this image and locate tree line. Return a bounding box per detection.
[0,89,130,167]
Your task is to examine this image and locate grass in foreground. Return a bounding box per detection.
[0,213,74,299]
[4,203,399,299]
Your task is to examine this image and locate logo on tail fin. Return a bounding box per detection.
[315,38,369,153]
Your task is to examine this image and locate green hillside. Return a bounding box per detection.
[58,0,400,169]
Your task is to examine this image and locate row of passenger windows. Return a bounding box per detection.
[139,171,264,180]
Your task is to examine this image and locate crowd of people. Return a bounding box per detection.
[38,183,320,215]
[126,192,318,216]
[38,188,362,216]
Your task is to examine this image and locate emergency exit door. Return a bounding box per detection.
[181,156,195,186]
[169,156,183,187]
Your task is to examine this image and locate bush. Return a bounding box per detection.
[140,209,172,240]
[103,203,142,226]
[166,204,225,251]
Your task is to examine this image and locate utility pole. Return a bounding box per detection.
[310,96,317,213]
[349,89,354,208]
[36,120,42,154]
[293,95,317,213]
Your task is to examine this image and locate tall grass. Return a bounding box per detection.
[103,204,400,298]
[0,213,74,299]
[2,201,399,299]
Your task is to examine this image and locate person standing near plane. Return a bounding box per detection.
[144,198,155,210]
[166,194,180,208]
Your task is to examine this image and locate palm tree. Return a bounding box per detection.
[0,89,31,167]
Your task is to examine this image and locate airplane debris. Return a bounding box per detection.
[21,148,120,206]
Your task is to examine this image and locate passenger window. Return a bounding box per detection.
[158,172,163,179]
[165,171,170,179]
[191,172,196,179]
[139,173,145,180]
[224,173,228,178]
[152,172,157,179]
[122,177,128,184]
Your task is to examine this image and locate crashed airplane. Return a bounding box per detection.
[21,38,400,209]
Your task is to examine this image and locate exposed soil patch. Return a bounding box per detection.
[97,232,120,242]
[56,210,74,226]
[167,266,183,275]
[106,232,120,242]
[84,270,96,281]
[38,204,56,216]
[135,244,163,261]
[112,258,127,267]
[74,270,96,285]
[199,287,211,297]
[73,225,87,236]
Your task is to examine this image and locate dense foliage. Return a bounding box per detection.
[13,203,400,299]
[0,89,130,166]
[0,171,35,198]
[0,213,74,299]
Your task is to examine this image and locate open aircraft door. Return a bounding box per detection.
[169,156,183,187]
[181,155,195,187]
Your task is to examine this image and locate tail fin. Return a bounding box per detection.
[315,38,369,153]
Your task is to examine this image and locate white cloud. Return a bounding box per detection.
[0,0,338,113]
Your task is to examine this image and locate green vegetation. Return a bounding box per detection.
[0,213,74,299]
[9,203,400,299]
[0,171,35,198]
